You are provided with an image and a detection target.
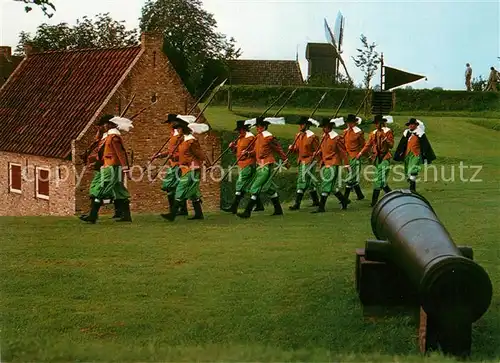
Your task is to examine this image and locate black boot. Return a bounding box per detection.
[178,200,189,216]
[79,199,101,224]
[254,196,265,211]
[370,189,381,207]
[410,180,416,193]
[112,200,123,219]
[161,194,175,219]
[383,185,392,194]
[162,199,179,221]
[310,190,320,207]
[335,191,348,210]
[354,185,365,200]
[312,194,327,213]
[237,198,257,219]
[116,200,132,222]
[270,196,283,216]
[188,199,204,220]
[222,194,243,214]
[80,197,94,219]
[343,187,352,205]
[289,192,304,210]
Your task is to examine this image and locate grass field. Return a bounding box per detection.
[1,106,500,362]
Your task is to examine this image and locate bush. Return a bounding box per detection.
[211,86,500,112]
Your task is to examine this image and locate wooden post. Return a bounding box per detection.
[380,53,384,91]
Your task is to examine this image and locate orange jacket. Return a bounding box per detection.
[178,134,206,175]
[158,130,182,167]
[290,130,320,164]
[343,126,365,158]
[232,132,256,168]
[360,127,394,162]
[318,130,349,167]
[102,130,129,168]
[406,134,421,156]
[251,131,287,167]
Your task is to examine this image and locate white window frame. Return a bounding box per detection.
[8,162,22,194]
[35,167,50,200]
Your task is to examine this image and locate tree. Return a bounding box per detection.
[139,0,241,96]
[351,34,380,89]
[14,0,55,17]
[471,76,487,91]
[14,13,139,55]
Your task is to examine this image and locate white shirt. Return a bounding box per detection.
[465,66,472,77]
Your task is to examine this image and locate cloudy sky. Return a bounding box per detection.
[1,0,499,89]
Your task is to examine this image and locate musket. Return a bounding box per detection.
[145,78,221,170]
[273,88,297,117]
[150,79,227,181]
[120,94,136,117]
[207,89,293,169]
[331,87,350,118]
[355,90,371,116]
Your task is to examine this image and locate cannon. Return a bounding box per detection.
[356,190,492,357]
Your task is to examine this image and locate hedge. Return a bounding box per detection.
[211,86,500,112]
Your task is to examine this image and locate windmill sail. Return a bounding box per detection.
[384,66,426,90]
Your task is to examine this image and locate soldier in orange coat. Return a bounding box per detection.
[342,113,366,202]
[222,120,265,214]
[356,115,394,207]
[312,118,350,213]
[150,114,188,217]
[237,117,289,219]
[80,115,132,223]
[288,116,320,210]
[163,118,207,221]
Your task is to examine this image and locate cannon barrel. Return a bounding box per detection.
[371,190,492,323]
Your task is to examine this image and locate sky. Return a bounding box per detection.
[1,0,499,90]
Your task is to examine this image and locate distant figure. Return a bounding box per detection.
[485,67,498,92]
[465,63,472,91]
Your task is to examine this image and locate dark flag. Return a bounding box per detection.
[384,66,426,90]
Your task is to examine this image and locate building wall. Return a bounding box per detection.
[0,151,75,216]
[74,33,221,215]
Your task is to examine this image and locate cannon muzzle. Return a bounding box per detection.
[371,190,492,324]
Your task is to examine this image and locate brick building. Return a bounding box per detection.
[0,32,221,217]
[226,59,303,86]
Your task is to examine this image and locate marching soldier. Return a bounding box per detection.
[237,117,289,219]
[312,118,350,213]
[393,118,436,192]
[222,120,265,214]
[150,114,188,217]
[80,115,133,223]
[288,116,320,210]
[163,117,206,221]
[342,113,366,203]
[356,115,394,207]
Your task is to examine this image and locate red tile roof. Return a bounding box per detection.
[0,46,142,159]
[227,59,303,86]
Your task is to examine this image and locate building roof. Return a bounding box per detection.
[227,59,303,86]
[0,46,142,159]
[306,43,338,59]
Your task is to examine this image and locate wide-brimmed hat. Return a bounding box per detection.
[372,115,387,124]
[163,113,179,124]
[299,116,313,126]
[346,114,357,123]
[319,117,333,128]
[255,116,270,126]
[172,119,189,129]
[234,120,248,131]
[405,118,418,126]
[97,114,115,126]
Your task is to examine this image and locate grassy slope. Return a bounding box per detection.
[1,106,499,362]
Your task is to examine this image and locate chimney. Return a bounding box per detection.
[140,32,164,51]
[0,46,12,60]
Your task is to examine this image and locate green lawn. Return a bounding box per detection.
[1,106,499,362]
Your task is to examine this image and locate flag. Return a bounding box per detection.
[384,66,426,90]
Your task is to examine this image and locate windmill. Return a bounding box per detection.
[324,12,351,84]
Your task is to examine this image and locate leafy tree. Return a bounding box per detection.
[14,0,55,17]
[432,87,444,91]
[139,0,241,96]
[14,13,138,55]
[351,34,380,89]
[471,76,487,91]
